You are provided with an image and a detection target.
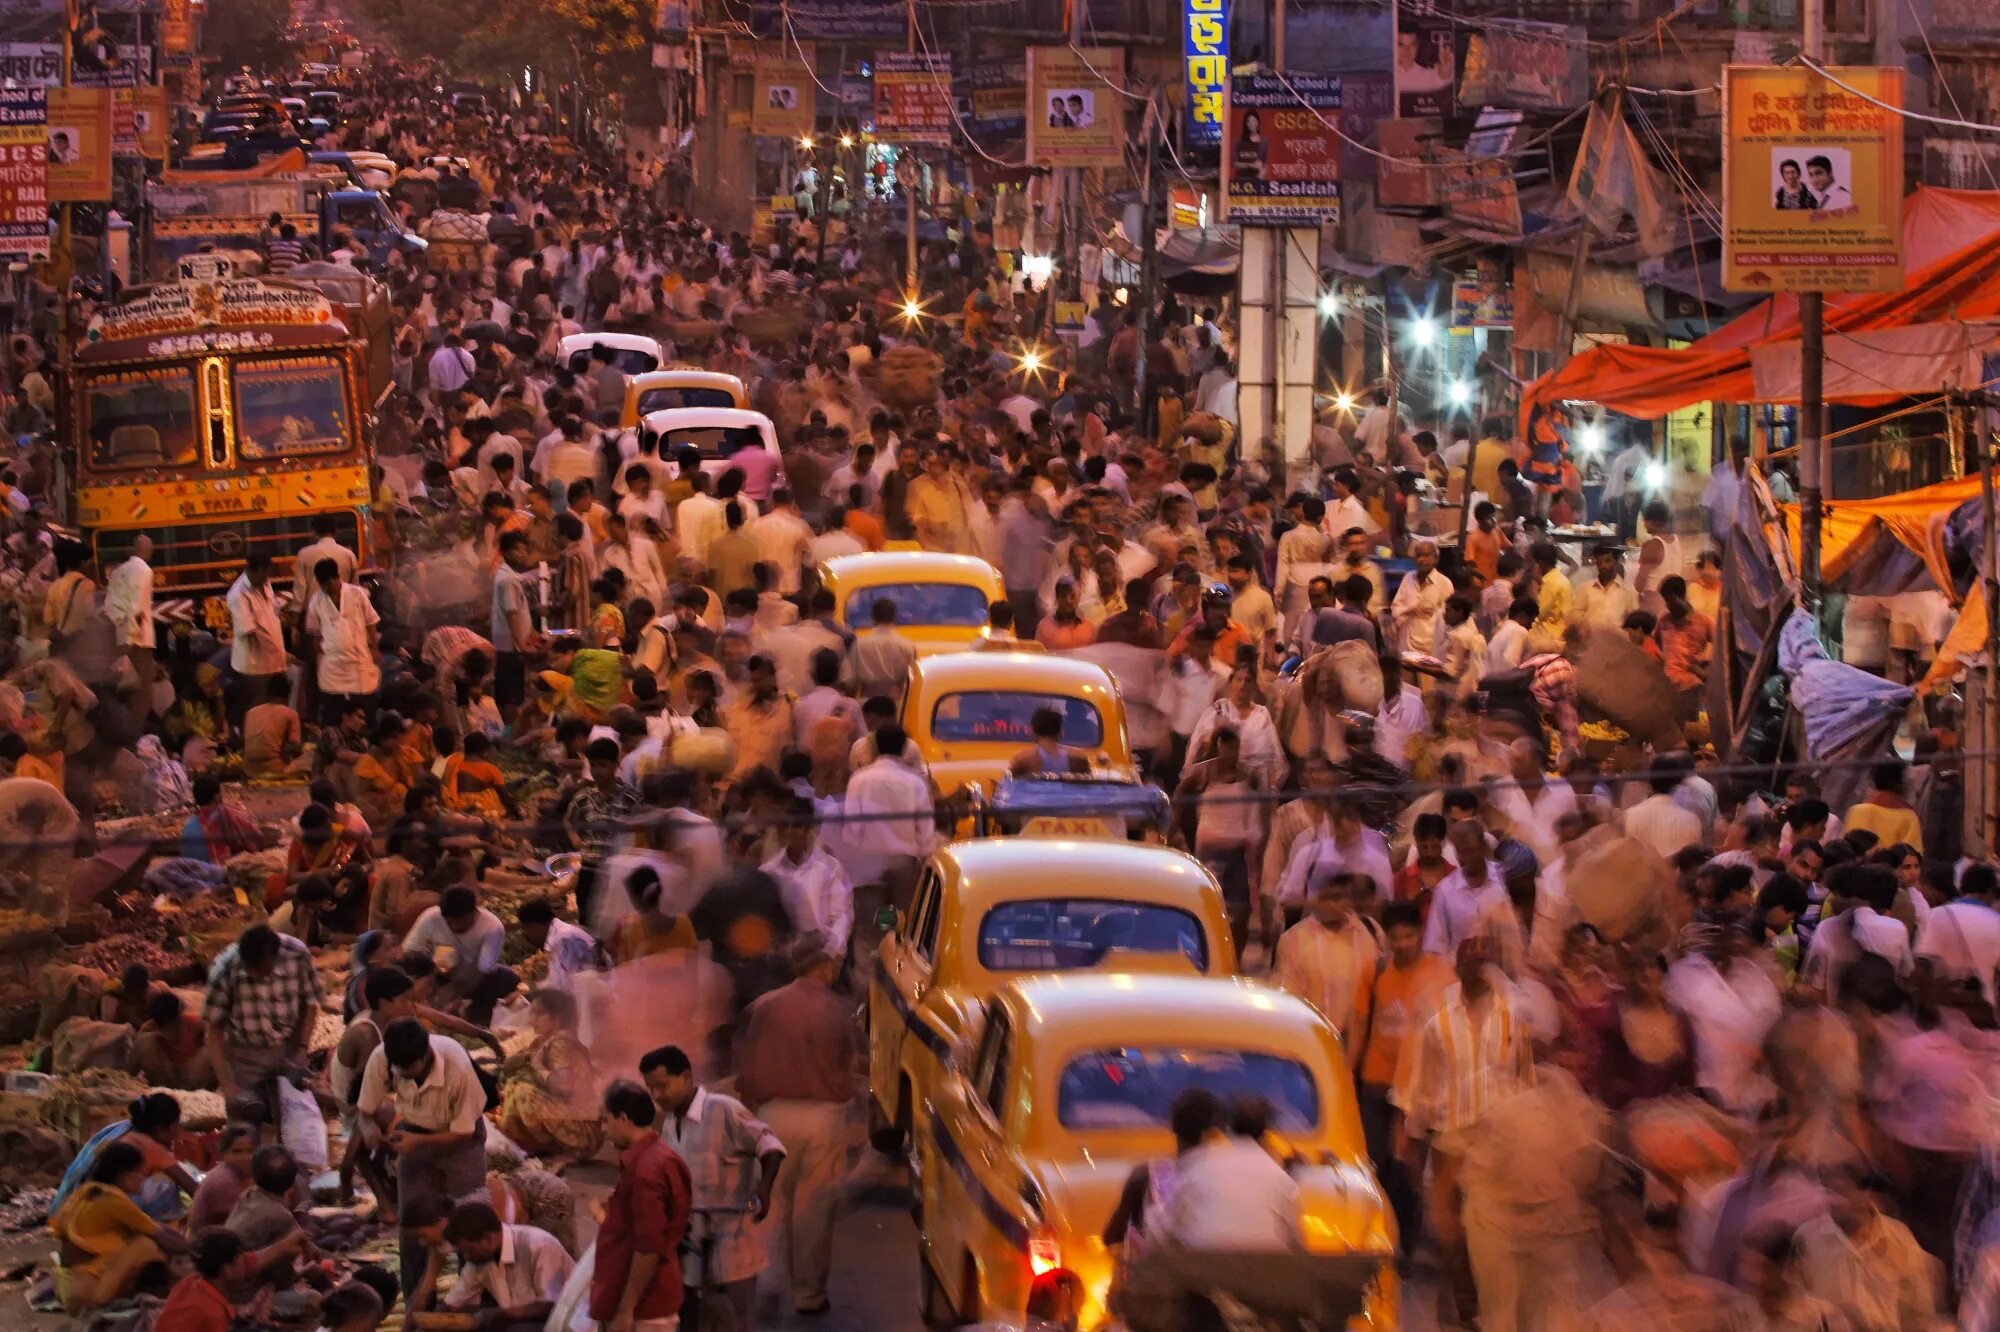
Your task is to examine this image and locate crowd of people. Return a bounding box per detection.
[0,42,1990,1332]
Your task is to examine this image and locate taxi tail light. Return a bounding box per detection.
[1027,1226,1062,1277]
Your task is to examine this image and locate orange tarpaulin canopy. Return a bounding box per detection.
[1779,473,1979,592]
[1522,188,2000,427]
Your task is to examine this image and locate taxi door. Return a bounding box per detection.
[870,862,945,1138]
[922,1001,1034,1322]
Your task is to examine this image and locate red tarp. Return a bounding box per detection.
[1520,188,2000,428]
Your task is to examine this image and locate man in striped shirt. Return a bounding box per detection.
[1392,935,1536,1328]
[265,222,310,273]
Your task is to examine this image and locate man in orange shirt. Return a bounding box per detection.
[1168,583,1252,669]
[154,1227,248,1332]
[1463,502,1504,585]
[1350,900,1454,1255]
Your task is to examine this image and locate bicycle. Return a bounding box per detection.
[681,1201,760,1332]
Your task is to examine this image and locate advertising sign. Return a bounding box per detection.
[874,52,952,144]
[1223,73,1342,226]
[1439,148,1523,235]
[1183,0,1227,149]
[134,85,166,159]
[1459,22,1588,110]
[163,0,194,53]
[750,42,816,140]
[962,57,1025,137]
[0,89,48,264]
[1395,1,1456,117]
[1025,46,1125,169]
[46,86,111,203]
[1722,65,1905,292]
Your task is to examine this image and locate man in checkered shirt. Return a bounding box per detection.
[203,924,325,1120]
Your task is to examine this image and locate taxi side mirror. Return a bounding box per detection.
[874,905,901,936]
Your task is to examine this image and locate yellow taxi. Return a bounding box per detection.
[915,974,1398,1330]
[820,551,1004,657]
[869,840,1234,1156]
[619,367,749,427]
[902,652,1134,797]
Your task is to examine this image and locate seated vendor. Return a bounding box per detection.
[222,1144,313,1295]
[272,798,371,910]
[403,885,519,1025]
[49,1141,189,1315]
[180,774,276,864]
[187,1124,257,1230]
[241,675,303,778]
[0,731,60,787]
[270,873,349,948]
[437,1200,574,1332]
[352,717,416,829]
[442,730,512,820]
[369,820,442,935]
[54,1091,201,1225]
[134,990,216,1091]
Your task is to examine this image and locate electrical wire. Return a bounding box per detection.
[778,6,843,100]
[1798,54,2000,135]
[1261,64,1589,172]
[1903,0,1999,190]
[907,6,1032,169]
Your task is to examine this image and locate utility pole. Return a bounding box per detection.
[1978,390,1998,850]
[1134,88,1160,427]
[1798,0,1827,608]
[903,0,919,296]
[815,43,848,276]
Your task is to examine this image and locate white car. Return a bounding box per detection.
[640,407,786,501]
[559,331,664,377]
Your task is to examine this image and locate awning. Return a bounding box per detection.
[1779,473,1981,592]
[1748,319,2000,403]
[1521,187,2000,427]
[1158,226,1241,279]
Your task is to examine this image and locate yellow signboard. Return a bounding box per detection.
[75,464,370,528]
[1025,46,1125,169]
[162,0,194,56]
[751,42,816,140]
[46,86,112,203]
[1722,65,1905,293]
[135,86,167,159]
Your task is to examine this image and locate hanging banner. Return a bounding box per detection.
[1337,71,1394,184]
[1373,116,1437,207]
[162,0,194,55]
[134,85,166,159]
[962,57,1024,137]
[1722,65,1905,293]
[1394,1,1456,118]
[0,88,49,264]
[748,0,900,41]
[1223,73,1342,225]
[1025,46,1125,169]
[874,52,952,144]
[1452,260,1515,327]
[1458,22,1587,111]
[1183,0,1227,149]
[46,86,112,203]
[750,42,816,140]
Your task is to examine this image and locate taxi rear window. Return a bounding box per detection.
[931,692,1104,746]
[843,581,990,628]
[978,899,1206,972]
[1056,1049,1319,1131]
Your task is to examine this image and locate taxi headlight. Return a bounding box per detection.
[1028,1226,1062,1277]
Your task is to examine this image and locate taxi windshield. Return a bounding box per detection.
[83,367,200,470]
[931,691,1104,746]
[978,899,1205,972]
[637,386,739,413]
[1057,1049,1320,1132]
[234,356,352,458]
[845,582,990,629]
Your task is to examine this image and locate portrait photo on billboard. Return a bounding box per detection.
[1396,21,1454,116]
[767,84,799,110]
[47,127,79,164]
[1045,89,1093,128]
[1232,108,1269,180]
[1770,146,1856,216]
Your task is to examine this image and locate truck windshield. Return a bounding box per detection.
[234,356,351,458]
[82,368,200,470]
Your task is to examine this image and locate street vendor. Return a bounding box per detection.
[201,923,324,1122]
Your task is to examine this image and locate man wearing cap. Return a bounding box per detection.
[734,937,860,1317]
[1168,583,1252,670]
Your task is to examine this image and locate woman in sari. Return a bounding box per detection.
[567,648,625,723]
[609,862,698,962]
[50,1141,189,1314]
[441,731,512,820]
[351,719,415,827]
[497,989,602,1167]
[50,1093,199,1227]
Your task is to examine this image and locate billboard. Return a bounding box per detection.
[1722,65,1905,293]
[1026,46,1125,169]
[162,0,194,55]
[963,57,1025,137]
[46,86,112,203]
[1183,0,1227,149]
[750,43,816,140]
[874,52,952,144]
[0,89,48,264]
[1395,1,1456,117]
[1223,73,1342,226]
[1458,22,1588,111]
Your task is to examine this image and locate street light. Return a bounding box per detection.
[839,134,854,148]
[1643,461,1668,491]
[1333,391,1357,414]
[798,135,815,151]
[900,290,924,323]
[1317,292,1340,318]
[1409,317,1437,348]
[1447,379,1472,407]
[1576,423,1605,455]
[1019,347,1046,374]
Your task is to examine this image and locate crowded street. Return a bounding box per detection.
[1,0,1999,1329]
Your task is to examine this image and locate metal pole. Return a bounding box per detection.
[816,43,847,276]
[904,1,919,294]
[1980,394,1998,849]
[1134,90,1159,423]
[1799,0,1827,609]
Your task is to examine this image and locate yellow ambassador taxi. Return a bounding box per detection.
[819,551,1004,657]
[915,973,1398,1330]
[869,839,1234,1154]
[618,367,749,428]
[902,652,1135,797]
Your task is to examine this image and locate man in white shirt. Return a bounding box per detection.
[225,552,288,728]
[359,1018,493,1285]
[402,886,517,1024]
[1574,545,1637,634]
[840,725,936,887]
[426,333,476,403]
[749,488,815,596]
[1486,738,1577,868]
[437,1203,574,1326]
[1278,793,1396,908]
[764,797,855,958]
[1373,659,1429,771]
[295,514,359,591]
[102,534,156,692]
[676,470,725,567]
[1165,1115,1302,1252]
[304,557,382,723]
[1916,863,2000,1004]
[1623,761,1704,859]
[1482,596,1536,676]
[1391,539,1451,656]
[1422,821,1511,959]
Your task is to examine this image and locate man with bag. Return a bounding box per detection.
[202,924,324,1126]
